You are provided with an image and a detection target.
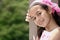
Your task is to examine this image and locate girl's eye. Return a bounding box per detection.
[33,17,36,20]
[38,12,41,15]
[31,16,36,20]
[37,12,41,16]
[36,11,42,16]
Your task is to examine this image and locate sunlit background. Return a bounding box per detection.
[0,0,29,40]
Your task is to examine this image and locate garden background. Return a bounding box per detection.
[0,0,29,40]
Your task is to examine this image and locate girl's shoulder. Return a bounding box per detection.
[50,27,60,37]
[51,27,60,34]
[49,27,60,40]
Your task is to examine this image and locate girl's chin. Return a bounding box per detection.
[36,24,46,27]
[38,25,45,27]
[34,21,46,27]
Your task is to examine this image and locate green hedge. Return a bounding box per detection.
[0,0,29,40]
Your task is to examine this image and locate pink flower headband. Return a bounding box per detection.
[30,0,60,13]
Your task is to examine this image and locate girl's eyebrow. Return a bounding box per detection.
[35,11,39,15]
[36,11,39,14]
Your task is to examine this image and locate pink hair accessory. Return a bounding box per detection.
[30,0,60,13]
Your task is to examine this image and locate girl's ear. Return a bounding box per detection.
[48,6,52,14]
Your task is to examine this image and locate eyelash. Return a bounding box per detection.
[39,12,41,15]
[37,12,41,16]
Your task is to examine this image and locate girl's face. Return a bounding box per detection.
[28,5,51,27]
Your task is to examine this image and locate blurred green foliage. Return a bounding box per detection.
[0,0,29,40]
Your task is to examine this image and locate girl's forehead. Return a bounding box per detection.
[29,5,46,15]
[30,5,41,11]
[29,5,40,16]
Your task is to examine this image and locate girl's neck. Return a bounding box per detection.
[45,16,59,32]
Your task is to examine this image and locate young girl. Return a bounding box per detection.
[25,0,60,40]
